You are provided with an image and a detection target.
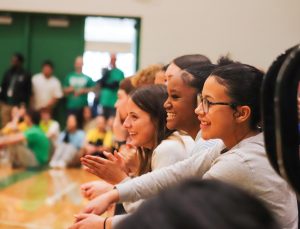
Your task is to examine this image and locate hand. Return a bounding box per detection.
[84,144,97,155]
[0,137,7,148]
[119,146,139,175]
[81,180,113,200]
[108,150,130,174]
[81,151,128,185]
[81,189,119,215]
[74,88,86,96]
[69,214,104,229]
[65,86,75,94]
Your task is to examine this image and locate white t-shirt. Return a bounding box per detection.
[32,73,63,110]
[46,120,60,146]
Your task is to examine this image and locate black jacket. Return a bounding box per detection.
[0,66,32,105]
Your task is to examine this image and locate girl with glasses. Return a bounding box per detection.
[79,55,216,203]
[71,57,221,228]
[80,55,218,199]
[73,62,298,229]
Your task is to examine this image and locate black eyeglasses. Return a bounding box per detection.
[197,94,237,114]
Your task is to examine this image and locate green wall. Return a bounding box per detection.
[0,12,141,127]
[0,12,85,80]
[0,13,28,75]
[29,14,85,80]
[0,12,85,126]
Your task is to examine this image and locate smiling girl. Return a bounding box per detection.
[80,85,194,210]
[75,63,298,229]
[122,85,194,175]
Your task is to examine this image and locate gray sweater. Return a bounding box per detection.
[116,133,298,229]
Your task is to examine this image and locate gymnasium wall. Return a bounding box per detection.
[0,13,85,80]
[1,0,300,69]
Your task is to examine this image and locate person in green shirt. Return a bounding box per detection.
[98,53,124,119]
[64,56,95,126]
[0,110,50,167]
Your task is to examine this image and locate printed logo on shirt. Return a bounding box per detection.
[70,77,88,89]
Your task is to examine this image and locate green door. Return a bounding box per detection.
[29,14,85,126]
[0,13,29,78]
[29,14,85,81]
[0,12,85,126]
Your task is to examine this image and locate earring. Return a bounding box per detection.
[233,111,240,118]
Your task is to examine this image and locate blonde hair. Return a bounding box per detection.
[131,64,163,88]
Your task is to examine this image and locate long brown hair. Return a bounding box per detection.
[129,85,174,175]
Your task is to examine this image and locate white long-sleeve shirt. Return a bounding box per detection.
[112,132,221,227]
[116,133,298,229]
[122,131,195,213]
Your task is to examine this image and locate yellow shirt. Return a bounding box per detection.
[86,128,113,148]
[18,121,28,132]
[1,121,28,135]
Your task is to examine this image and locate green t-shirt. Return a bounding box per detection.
[24,125,50,165]
[99,68,124,108]
[64,72,95,109]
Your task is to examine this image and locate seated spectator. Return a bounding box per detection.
[131,64,163,88]
[83,115,113,157]
[49,114,85,168]
[1,104,28,135]
[0,110,50,168]
[112,77,135,148]
[80,85,194,214]
[79,62,216,203]
[154,64,168,85]
[39,108,60,147]
[82,106,97,133]
[106,116,115,147]
[117,179,280,229]
[74,62,298,229]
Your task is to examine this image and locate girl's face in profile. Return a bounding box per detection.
[115,89,129,121]
[67,115,78,131]
[123,98,156,149]
[164,73,199,135]
[195,76,236,143]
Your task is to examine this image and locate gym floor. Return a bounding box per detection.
[0,167,108,229]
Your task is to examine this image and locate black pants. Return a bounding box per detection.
[114,203,126,215]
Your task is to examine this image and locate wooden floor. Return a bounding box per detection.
[0,165,106,229]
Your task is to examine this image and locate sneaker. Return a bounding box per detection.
[56,161,66,169]
[49,161,57,168]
